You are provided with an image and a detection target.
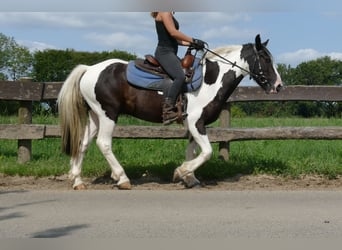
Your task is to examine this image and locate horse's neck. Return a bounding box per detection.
[225,50,250,74]
[188,60,245,125]
[192,53,246,107]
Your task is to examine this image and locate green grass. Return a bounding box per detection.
[0,115,341,180]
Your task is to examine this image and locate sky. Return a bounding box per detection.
[1,0,342,67]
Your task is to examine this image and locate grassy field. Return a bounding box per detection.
[0,115,341,181]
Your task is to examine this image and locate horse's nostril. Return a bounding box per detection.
[276,85,283,92]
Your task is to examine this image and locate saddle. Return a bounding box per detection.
[133,49,195,124]
[135,48,195,83]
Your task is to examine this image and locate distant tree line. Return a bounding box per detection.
[0,33,136,115]
[234,57,342,118]
[0,32,341,117]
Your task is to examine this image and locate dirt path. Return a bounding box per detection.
[1,173,342,191]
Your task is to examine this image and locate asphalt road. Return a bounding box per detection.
[1,189,342,238]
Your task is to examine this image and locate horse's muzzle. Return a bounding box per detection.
[269,79,283,94]
[276,84,283,92]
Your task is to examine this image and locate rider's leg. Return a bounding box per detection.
[155,47,186,125]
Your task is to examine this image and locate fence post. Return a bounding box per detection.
[218,102,231,161]
[17,77,33,163]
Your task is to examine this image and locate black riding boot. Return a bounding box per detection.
[162,98,178,125]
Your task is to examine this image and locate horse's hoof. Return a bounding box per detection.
[117,181,132,190]
[173,169,182,183]
[185,182,202,189]
[183,175,201,189]
[73,183,87,190]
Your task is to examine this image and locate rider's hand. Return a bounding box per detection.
[191,38,206,50]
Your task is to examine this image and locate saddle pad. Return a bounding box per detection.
[126,58,203,92]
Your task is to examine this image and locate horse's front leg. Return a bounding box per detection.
[174,129,212,188]
[185,136,199,161]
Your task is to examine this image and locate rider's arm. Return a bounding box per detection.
[158,12,193,46]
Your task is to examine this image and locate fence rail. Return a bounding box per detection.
[1,80,342,102]
[1,124,341,141]
[1,80,341,163]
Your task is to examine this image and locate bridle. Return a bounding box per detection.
[202,45,272,88]
[250,45,272,88]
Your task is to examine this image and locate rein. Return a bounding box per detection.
[203,46,268,85]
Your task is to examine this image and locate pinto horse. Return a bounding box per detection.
[57,34,283,190]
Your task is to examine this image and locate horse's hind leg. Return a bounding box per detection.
[70,111,98,190]
[96,116,131,190]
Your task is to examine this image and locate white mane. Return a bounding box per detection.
[205,45,241,60]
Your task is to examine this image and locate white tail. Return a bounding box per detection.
[57,65,88,157]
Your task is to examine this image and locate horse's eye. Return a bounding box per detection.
[259,76,267,82]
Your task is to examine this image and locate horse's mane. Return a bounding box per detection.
[205,45,242,59]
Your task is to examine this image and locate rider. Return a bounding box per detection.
[151,12,206,125]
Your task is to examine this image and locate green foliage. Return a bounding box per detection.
[32,49,136,82]
[0,101,20,115]
[230,105,246,118]
[292,57,342,86]
[30,49,137,115]
[32,49,74,82]
[277,63,296,85]
[236,57,342,118]
[0,33,33,80]
[277,57,342,86]
[0,33,34,115]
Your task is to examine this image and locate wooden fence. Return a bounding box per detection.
[1,79,342,163]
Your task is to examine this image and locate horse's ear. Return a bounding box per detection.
[263,39,269,47]
[255,34,262,50]
[255,34,269,50]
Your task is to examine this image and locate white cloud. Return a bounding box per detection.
[18,40,57,52]
[202,25,257,41]
[0,12,152,31]
[0,13,87,29]
[329,52,342,60]
[178,12,255,48]
[278,49,342,66]
[278,49,320,65]
[0,12,155,53]
[85,32,154,55]
[178,12,251,23]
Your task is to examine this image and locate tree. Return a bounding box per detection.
[0,33,33,80]
[33,49,74,82]
[31,49,137,114]
[0,33,34,115]
[276,63,296,85]
[288,57,341,117]
[236,58,342,118]
[32,49,136,82]
[291,57,342,86]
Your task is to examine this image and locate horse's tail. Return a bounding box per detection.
[57,64,88,157]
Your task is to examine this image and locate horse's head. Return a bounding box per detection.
[249,34,283,94]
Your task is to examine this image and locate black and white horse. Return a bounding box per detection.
[57,34,282,190]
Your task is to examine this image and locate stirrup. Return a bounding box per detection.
[163,111,187,125]
[162,95,187,125]
[163,115,179,125]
